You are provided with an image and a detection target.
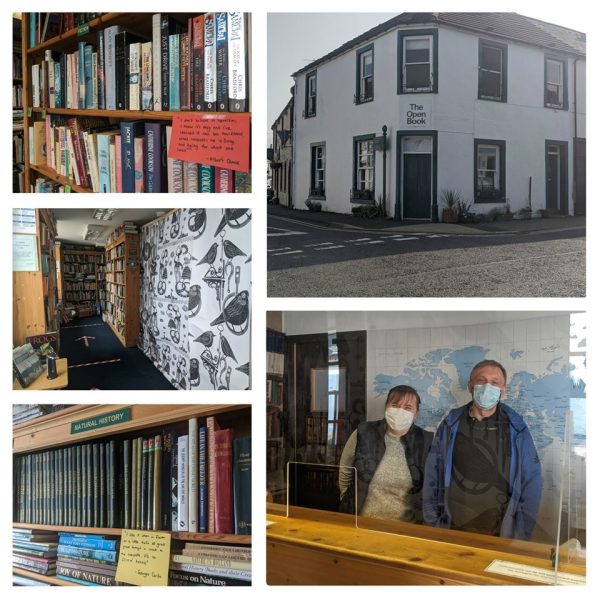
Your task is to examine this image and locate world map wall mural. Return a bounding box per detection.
[139,208,251,390]
[366,313,586,543]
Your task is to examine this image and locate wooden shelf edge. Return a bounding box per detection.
[13,567,77,586]
[30,163,91,192]
[31,107,250,119]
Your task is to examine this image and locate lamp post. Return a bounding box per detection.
[382,125,387,216]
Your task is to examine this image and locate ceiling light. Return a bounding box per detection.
[92,208,118,221]
[83,224,106,241]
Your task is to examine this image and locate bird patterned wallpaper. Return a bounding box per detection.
[138,208,251,390]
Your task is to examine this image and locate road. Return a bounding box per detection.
[267,215,585,297]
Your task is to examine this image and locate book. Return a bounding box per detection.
[166,125,183,192]
[153,434,162,531]
[233,437,251,535]
[228,13,248,112]
[168,34,180,111]
[198,426,207,532]
[169,569,250,586]
[144,122,167,193]
[214,428,234,533]
[57,545,117,564]
[141,437,149,529]
[123,438,130,529]
[191,15,205,111]
[216,13,228,112]
[171,554,250,570]
[177,434,189,531]
[188,418,198,532]
[147,436,155,530]
[103,25,123,110]
[120,121,145,193]
[199,165,215,192]
[206,416,219,532]
[215,167,234,193]
[203,13,217,111]
[128,42,141,111]
[134,136,144,193]
[152,14,162,111]
[56,563,116,586]
[141,41,153,110]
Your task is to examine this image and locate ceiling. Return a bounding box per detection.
[52,208,171,246]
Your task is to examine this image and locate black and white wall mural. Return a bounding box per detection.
[139,209,251,390]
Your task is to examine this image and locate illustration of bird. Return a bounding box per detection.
[194,331,214,347]
[236,362,250,376]
[220,335,237,363]
[188,208,207,235]
[214,209,251,236]
[188,285,201,317]
[223,239,247,260]
[197,242,218,266]
[210,290,249,330]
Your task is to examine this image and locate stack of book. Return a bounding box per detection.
[12,528,58,578]
[13,405,49,426]
[169,542,251,586]
[56,533,119,586]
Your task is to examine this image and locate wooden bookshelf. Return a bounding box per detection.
[105,232,140,347]
[13,403,252,586]
[19,12,252,193]
[59,245,105,315]
[13,209,59,346]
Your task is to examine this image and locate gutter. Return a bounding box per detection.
[573,57,578,214]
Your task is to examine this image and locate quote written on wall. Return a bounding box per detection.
[168,113,251,173]
[115,530,171,586]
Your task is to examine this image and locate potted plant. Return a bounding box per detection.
[440,189,461,223]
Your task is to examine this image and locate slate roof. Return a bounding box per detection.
[292,12,586,77]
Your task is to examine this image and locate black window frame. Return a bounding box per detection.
[309,142,326,199]
[473,138,506,203]
[305,70,317,118]
[355,43,374,105]
[351,134,376,203]
[397,28,438,95]
[478,39,508,103]
[544,55,568,111]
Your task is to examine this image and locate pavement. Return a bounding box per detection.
[268,203,586,236]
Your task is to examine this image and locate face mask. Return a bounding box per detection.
[385,407,414,435]
[472,383,502,410]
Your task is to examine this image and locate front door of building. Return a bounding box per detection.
[545,141,568,214]
[400,136,433,220]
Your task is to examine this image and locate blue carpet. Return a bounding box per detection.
[60,316,175,390]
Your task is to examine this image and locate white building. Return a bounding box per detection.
[291,13,586,219]
[270,95,294,207]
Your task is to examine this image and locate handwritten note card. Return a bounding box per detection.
[168,113,250,173]
[115,529,171,586]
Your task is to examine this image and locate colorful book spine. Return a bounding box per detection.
[96,30,105,109]
[104,25,122,110]
[192,16,205,111]
[141,41,153,110]
[84,44,94,108]
[170,430,178,531]
[169,570,250,586]
[166,125,183,192]
[179,32,190,111]
[199,164,215,192]
[120,121,144,193]
[216,13,228,111]
[141,438,148,529]
[177,435,188,531]
[78,42,86,108]
[134,136,144,193]
[57,545,117,564]
[169,34,180,111]
[215,167,234,193]
[58,537,117,551]
[198,426,207,533]
[144,122,167,193]
[153,434,162,531]
[227,12,248,112]
[214,428,234,533]
[123,439,130,529]
[114,134,123,192]
[188,418,198,533]
[128,42,141,111]
[56,564,116,586]
[97,133,113,192]
[152,14,162,111]
[206,416,218,533]
[233,437,251,534]
[203,13,217,111]
[147,436,155,530]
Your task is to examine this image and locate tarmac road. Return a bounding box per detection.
[267,236,585,297]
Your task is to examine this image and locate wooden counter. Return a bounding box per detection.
[267,506,585,585]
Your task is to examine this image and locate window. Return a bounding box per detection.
[474,139,506,202]
[305,71,317,117]
[398,29,438,94]
[478,40,507,102]
[352,136,375,201]
[356,45,374,103]
[310,143,325,197]
[545,57,568,110]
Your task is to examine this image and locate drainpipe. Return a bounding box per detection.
[573,57,578,215]
[382,125,387,216]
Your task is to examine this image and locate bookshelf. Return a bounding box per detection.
[105,232,140,347]
[59,245,105,316]
[13,209,59,347]
[19,12,252,193]
[13,404,252,587]
[13,15,24,191]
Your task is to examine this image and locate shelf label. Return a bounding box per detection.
[484,560,585,585]
[77,23,90,36]
[168,112,250,173]
[70,407,131,434]
[115,530,171,586]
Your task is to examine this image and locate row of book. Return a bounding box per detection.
[63,253,104,264]
[267,406,283,440]
[13,51,23,79]
[31,13,248,113]
[13,133,24,164]
[13,417,251,535]
[13,84,23,108]
[13,404,71,426]
[306,415,347,446]
[28,13,103,48]
[13,528,58,578]
[107,222,138,245]
[267,378,284,406]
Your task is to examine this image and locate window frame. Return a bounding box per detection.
[473,138,506,203]
[305,70,317,118]
[352,134,376,203]
[355,43,374,104]
[397,28,438,95]
[309,142,326,199]
[478,39,508,103]
[544,55,568,111]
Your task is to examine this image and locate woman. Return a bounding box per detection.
[339,385,433,523]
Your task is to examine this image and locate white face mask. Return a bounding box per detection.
[385,407,414,435]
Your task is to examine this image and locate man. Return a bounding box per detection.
[339,385,433,523]
[423,360,542,539]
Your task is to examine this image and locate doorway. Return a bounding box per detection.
[545,140,568,214]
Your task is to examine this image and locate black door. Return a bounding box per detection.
[574,138,586,216]
[546,147,559,212]
[403,154,431,219]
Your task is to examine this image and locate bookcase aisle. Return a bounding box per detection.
[13,404,252,586]
[16,12,251,193]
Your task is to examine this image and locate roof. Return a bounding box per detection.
[292,12,586,77]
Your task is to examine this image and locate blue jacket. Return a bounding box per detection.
[423,402,542,540]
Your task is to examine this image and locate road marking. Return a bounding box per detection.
[268,247,291,252]
[427,234,449,238]
[315,245,345,251]
[69,358,122,369]
[267,226,307,237]
[354,240,385,245]
[305,242,334,247]
[272,250,304,256]
[391,237,419,241]
[352,238,372,242]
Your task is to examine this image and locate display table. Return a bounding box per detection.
[267,506,585,585]
[13,358,69,390]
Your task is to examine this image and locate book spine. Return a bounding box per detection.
[179,33,190,111]
[177,435,189,531]
[58,537,117,551]
[97,30,105,109]
[204,14,217,111]
[206,416,218,533]
[169,570,250,586]
[56,557,117,575]
[109,138,117,196]
[234,171,251,193]
[56,564,117,586]
[141,438,148,529]
[227,13,248,112]
[199,165,215,192]
[171,554,249,570]
[216,13,228,111]
[92,53,98,108]
[93,443,99,527]
[233,437,251,534]
[54,61,62,108]
[129,42,141,111]
[78,42,86,108]
[134,136,144,193]
[166,125,183,192]
[47,53,55,109]
[169,34,180,111]
[99,443,106,527]
[104,26,121,110]
[108,440,115,528]
[147,436,155,530]
[160,15,171,110]
[169,562,250,581]
[152,14,162,111]
[144,122,158,192]
[153,434,162,530]
[114,134,122,192]
[170,430,178,531]
[84,44,93,108]
[215,167,234,193]
[57,545,117,563]
[141,41,153,110]
[192,16,204,111]
[214,429,234,533]
[130,437,138,529]
[188,418,198,532]
[86,444,93,527]
[183,161,198,193]
[67,118,89,188]
[198,426,207,532]
[123,438,130,529]
[160,430,173,530]
[76,445,83,526]
[115,32,127,110]
[97,134,111,192]
[120,121,136,193]
[135,437,143,529]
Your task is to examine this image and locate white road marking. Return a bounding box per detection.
[268,226,308,237]
[268,247,290,252]
[305,242,335,247]
[391,237,419,241]
[354,240,385,245]
[272,250,304,256]
[315,245,346,251]
[352,238,372,242]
